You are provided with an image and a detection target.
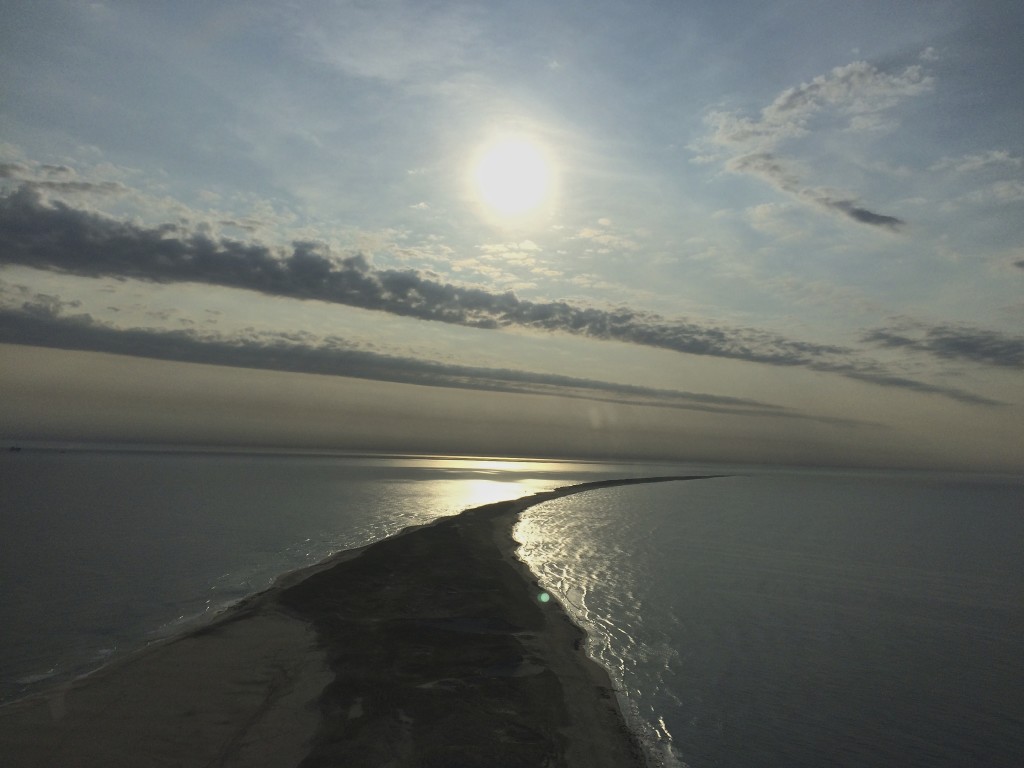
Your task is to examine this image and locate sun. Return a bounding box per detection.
[473,137,551,217]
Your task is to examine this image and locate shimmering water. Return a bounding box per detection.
[0,449,664,702]
[516,472,1024,767]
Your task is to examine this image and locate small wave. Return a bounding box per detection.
[14,669,58,686]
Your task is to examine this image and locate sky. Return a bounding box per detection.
[1,0,1023,471]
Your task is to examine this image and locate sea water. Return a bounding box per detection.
[3,453,1022,768]
[0,449,655,702]
[516,471,1024,767]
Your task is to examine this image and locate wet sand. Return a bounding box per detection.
[0,475,715,767]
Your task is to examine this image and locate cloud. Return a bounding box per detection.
[0,186,997,405]
[745,203,799,239]
[0,186,844,365]
[289,0,482,87]
[0,159,127,197]
[966,180,1024,205]
[708,60,932,152]
[728,153,904,230]
[574,225,641,251]
[452,241,557,288]
[931,150,1023,173]
[808,361,999,407]
[823,199,903,230]
[1014,260,1024,270]
[700,58,931,228]
[0,163,29,179]
[768,60,929,122]
[863,323,1024,369]
[933,149,1024,206]
[0,296,876,427]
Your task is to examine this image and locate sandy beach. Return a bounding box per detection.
[0,476,711,767]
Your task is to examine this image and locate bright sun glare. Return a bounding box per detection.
[473,137,551,217]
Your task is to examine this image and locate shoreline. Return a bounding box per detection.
[0,475,719,767]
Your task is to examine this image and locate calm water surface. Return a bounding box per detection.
[517,472,1024,767]
[0,449,660,701]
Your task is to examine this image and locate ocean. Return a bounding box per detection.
[518,471,1024,767]
[2,450,1022,766]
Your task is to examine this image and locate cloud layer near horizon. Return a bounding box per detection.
[0,186,1008,406]
[1,293,879,428]
[863,324,1024,369]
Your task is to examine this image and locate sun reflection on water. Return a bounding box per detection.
[410,457,587,474]
[368,455,626,519]
[445,478,547,511]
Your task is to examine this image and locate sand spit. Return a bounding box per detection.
[0,475,719,767]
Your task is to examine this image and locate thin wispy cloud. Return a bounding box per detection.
[966,180,1024,205]
[1,163,126,197]
[288,0,484,89]
[705,60,933,152]
[726,152,904,231]
[697,58,933,229]
[930,150,1023,174]
[1,291,875,426]
[864,323,1024,369]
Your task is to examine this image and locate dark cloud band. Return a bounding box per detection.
[0,186,845,367]
[863,325,1024,369]
[0,187,998,405]
[730,153,905,231]
[1,300,877,427]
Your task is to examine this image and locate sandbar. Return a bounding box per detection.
[0,475,716,767]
